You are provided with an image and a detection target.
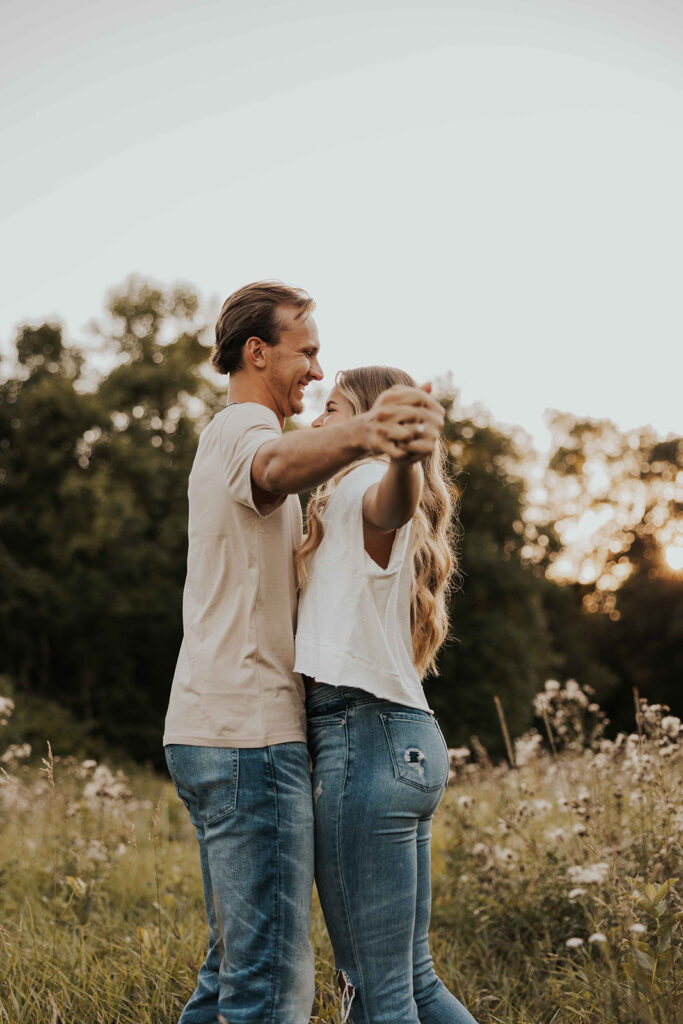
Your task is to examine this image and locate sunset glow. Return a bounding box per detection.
[665,546,683,572]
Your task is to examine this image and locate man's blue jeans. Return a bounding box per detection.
[307,684,479,1024]
[164,742,315,1024]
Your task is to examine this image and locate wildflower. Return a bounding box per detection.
[629,923,646,935]
[547,827,568,843]
[567,863,609,885]
[661,716,680,741]
[0,743,31,765]
[493,845,517,866]
[0,697,14,726]
[566,937,584,948]
[85,839,109,864]
[82,764,132,802]
[448,747,471,766]
[514,731,544,767]
[572,823,587,835]
[545,680,561,693]
[457,794,474,809]
[568,887,587,900]
[534,800,552,814]
[588,933,607,945]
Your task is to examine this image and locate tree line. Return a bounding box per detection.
[1,278,680,765]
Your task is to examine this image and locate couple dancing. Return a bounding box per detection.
[163,281,479,1024]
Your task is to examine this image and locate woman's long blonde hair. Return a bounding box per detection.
[296,366,460,679]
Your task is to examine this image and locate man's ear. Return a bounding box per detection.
[243,336,268,369]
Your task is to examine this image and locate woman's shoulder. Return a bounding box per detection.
[332,459,387,503]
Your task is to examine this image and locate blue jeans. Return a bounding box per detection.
[307,684,479,1024]
[164,742,315,1024]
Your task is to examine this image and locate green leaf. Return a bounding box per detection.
[652,878,678,905]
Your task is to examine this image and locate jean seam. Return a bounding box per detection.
[266,746,280,1024]
[333,712,365,1008]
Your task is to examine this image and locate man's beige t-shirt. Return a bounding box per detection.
[163,402,306,748]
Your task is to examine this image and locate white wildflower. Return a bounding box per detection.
[572,823,587,836]
[457,794,474,809]
[82,764,132,802]
[547,827,568,843]
[567,863,609,885]
[514,731,544,767]
[534,800,552,814]
[568,887,587,900]
[629,923,646,935]
[0,743,31,765]
[661,716,680,741]
[0,697,14,726]
[448,747,471,766]
[566,937,584,948]
[545,680,561,693]
[494,845,518,865]
[85,839,109,864]
[588,933,607,945]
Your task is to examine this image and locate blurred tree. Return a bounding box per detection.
[540,414,683,722]
[426,407,559,754]
[0,279,222,762]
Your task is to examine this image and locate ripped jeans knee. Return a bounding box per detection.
[336,968,357,1023]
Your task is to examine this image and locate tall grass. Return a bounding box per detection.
[0,684,681,1024]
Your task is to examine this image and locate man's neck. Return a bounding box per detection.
[227,374,284,426]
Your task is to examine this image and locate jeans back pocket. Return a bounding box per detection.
[380,712,448,793]
[165,744,239,826]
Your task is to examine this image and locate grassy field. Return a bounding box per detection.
[0,683,681,1024]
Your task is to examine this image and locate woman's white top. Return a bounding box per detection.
[294,462,432,712]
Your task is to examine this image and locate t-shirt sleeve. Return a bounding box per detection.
[331,460,412,573]
[219,404,284,515]
[332,461,388,512]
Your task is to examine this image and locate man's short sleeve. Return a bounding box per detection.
[219,403,283,515]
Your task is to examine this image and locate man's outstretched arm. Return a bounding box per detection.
[252,386,445,498]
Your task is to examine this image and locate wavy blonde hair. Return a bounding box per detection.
[296,366,460,679]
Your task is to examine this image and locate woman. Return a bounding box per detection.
[294,367,478,1024]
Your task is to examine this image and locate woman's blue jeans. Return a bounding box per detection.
[307,684,479,1024]
[164,742,315,1024]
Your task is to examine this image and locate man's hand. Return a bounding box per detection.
[360,384,445,461]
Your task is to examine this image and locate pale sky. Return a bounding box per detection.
[1,0,682,448]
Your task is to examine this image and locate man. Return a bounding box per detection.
[163,281,444,1024]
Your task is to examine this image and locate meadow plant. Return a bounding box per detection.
[0,680,681,1023]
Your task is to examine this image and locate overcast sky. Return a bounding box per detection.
[1,0,681,447]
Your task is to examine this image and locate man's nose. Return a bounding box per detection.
[309,357,323,382]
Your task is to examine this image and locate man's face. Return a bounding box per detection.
[265,306,323,418]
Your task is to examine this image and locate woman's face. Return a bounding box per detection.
[312,385,355,428]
